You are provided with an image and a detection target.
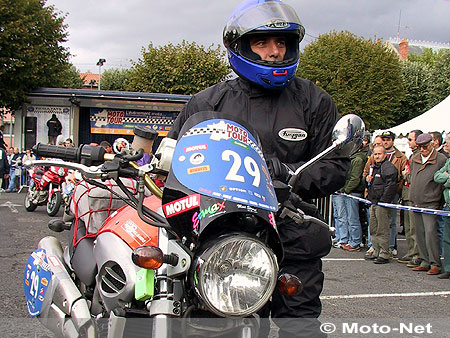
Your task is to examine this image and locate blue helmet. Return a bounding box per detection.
[223,0,305,90]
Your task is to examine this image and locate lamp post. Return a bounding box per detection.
[96,58,106,90]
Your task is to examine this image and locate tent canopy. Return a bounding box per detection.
[388,95,450,136]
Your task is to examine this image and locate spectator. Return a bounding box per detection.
[22,149,36,186]
[46,114,62,145]
[6,147,22,192]
[99,141,113,154]
[433,133,450,279]
[364,145,398,264]
[431,131,448,255]
[364,135,384,258]
[398,130,422,267]
[64,138,74,147]
[409,133,447,275]
[0,147,9,191]
[365,131,407,257]
[431,131,449,158]
[339,144,367,251]
[0,125,7,150]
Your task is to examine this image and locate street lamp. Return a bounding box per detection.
[96,58,106,90]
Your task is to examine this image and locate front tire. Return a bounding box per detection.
[47,191,62,216]
[24,188,38,212]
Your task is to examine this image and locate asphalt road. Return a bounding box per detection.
[1,191,449,337]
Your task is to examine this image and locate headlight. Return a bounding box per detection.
[58,167,65,176]
[193,235,278,317]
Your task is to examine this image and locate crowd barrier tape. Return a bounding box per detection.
[336,192,450,217]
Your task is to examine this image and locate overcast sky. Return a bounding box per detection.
[46,0,450,73]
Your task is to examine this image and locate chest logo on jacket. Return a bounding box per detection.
[278,128,307,141]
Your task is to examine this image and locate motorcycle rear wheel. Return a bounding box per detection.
[47,191,62,216]
[24,188,38,212]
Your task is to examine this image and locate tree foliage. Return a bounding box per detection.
[127,40,230,95]
[58,64,84,89]
[0,0,71,110]
[398,61,432,124]
[427,49,450,108]
[297,31,405,130]
[100,68,131,91]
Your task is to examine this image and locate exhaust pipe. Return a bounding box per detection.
[37,236,97,337]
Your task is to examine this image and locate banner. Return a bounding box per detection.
[90,108,177,136]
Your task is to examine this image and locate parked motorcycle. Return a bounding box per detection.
[23,113,364,337]
[24,164,68,216]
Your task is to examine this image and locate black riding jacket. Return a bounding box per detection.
[168,77,350,200]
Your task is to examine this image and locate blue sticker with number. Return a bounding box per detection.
[24,249,52,317]
[173,119,278,212]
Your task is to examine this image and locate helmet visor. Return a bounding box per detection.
[224,1,303,47]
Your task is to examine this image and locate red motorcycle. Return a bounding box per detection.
[24,164,68,216]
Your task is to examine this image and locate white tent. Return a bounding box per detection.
[389,95,450,136]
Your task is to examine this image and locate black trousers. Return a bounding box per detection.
[259,216,332,338]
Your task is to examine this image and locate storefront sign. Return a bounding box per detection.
[90,108,177,136]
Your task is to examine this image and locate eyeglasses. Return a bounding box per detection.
[418,144,431,149]
[407,138,413,141]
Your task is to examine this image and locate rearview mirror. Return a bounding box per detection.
[288,114,365,188]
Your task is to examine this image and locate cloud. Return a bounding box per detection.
[47,0,450,72]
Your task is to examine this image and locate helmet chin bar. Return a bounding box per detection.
[229,49,298,90]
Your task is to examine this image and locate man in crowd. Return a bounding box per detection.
[433,133,450,279]
[167,1,350,336]
[0,125,7,150]
[64,138,74,147]
[430,131,448,254]
[0,146,9,191]
[46,114,62,145]
[398,130,422,267]
[431,131,449,158]
[6,147,21,192]
[363,131,407,257]
[409,133,447,275]
[364,135,384,258]
[100,141,113,154]
[334,143,366,251]
[364,145,398,264]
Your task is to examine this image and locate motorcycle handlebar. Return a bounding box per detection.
[33,143,107,165]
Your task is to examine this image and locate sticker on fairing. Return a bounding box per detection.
[24,249,52,317]
[173,119,278,212]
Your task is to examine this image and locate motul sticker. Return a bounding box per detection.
[278,128,307,141]
[185,144,208,153]
[163,194,200,218]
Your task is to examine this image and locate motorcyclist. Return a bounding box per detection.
[168,0,350,337]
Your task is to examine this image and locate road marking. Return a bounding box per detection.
[324,258,365,261]
[321,291,450,300]
[0,201,21,213]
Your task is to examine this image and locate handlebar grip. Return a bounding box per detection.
[33,143,80,161]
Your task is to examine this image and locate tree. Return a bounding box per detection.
[398,61,432,124]
[428,49,450,108]
[58,64,85,89]
[297,31,405,130]
[100,68,131,91]
[0,0,70,110]
[127,40,230,95]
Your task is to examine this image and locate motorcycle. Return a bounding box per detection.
[24,164,68,216]
[23,112,364,337]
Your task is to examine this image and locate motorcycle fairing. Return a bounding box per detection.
[163,113,283,260]
[171,115,277,212]
[24,249,52,316]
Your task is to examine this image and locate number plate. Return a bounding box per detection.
[24,249,52,317]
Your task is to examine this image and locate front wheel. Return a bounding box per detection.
[24,188,38,212]
[47,191,62,216]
